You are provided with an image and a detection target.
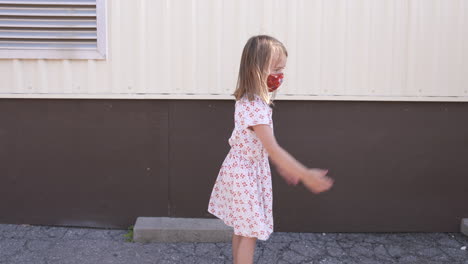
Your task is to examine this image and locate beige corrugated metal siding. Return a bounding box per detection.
[0,0,467,101]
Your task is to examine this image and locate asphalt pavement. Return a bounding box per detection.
[1,223,467,264]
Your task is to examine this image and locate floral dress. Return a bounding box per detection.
[207,94,274,241]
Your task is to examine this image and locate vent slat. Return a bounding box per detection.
[0,0,95,6]
[0,29,96,39]
[0,7,96,17]
[0,18,96,28]
[0,40,96,49]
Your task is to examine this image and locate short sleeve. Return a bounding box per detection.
[237,97,271,129]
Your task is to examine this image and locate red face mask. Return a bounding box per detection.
[267,73,284,92]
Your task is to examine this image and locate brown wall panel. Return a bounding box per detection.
[0,99,467,232]
[272,101,468,232]
[169,100,234,218]
[0,99,169,228]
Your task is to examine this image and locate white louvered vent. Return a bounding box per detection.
[0,0,106,59]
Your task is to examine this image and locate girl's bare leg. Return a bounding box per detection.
[232,234,242,263]
[235,236,257,264]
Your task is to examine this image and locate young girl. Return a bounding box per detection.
[207,35,334,264]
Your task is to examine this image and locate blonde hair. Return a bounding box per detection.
[233,35,288,105]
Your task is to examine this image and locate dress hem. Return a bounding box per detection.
[206,209,272,241]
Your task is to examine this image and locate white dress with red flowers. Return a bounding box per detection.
[207,94,274,241]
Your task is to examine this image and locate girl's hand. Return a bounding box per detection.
[301,168,334,194]
[276,166,300,186]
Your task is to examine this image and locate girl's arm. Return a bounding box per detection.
[276,162,301,186]
[250,124,308,181]
[250,124,334,193]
